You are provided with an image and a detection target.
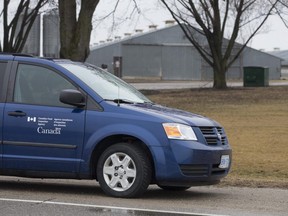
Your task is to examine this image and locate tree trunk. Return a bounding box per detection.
[213,67,227,89]
[59,0,77,60]
[59,0,100,62]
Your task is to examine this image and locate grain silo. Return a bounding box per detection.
[43,10,60,58]
[21,13,41,56]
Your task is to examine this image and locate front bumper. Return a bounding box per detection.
[151,140,232,187]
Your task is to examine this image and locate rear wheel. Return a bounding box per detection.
[97,143,152,198]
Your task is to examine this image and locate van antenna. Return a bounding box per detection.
[117,84,120,107]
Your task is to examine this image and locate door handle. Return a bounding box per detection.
[8,111,27,117]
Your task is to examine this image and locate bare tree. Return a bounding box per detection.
[1,0,48,53]
[160,0,280,89]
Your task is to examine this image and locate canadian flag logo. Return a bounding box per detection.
[27,117,37,122]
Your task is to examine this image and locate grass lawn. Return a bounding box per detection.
[144,86,288,188]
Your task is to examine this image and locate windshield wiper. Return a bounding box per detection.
[113,99,135,104]
[104,99,154,106]
[143,101,155,105]
[104,99,135,105]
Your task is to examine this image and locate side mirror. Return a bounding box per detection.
[60,89,86,107]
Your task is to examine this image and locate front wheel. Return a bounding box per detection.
[97,143,152,198]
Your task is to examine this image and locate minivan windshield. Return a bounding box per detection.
[58,62,151,104]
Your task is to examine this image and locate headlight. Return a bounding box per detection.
[162,123,197,140]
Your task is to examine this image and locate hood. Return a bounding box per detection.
[130,103,220,127]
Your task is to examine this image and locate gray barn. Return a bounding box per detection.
[86,24,281,81]
[268,50,288,78]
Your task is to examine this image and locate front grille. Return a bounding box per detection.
[180,165,209,177]
[180,164,227,177]
[199,127,227,146]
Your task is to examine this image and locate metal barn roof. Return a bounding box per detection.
[268,50,288,66]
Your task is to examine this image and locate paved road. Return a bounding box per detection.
[130,80,288,90]
[0,176,287,216]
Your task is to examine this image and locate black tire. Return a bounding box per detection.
[158,185,191,191]
[97,143,152,198]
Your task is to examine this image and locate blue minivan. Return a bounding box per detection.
[0,54,232,197]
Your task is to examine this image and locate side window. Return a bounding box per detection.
[0,62,8,102]
[14,64,77,107]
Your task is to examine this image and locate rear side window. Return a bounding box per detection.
[0,62,8,102]
[13,64,76,107]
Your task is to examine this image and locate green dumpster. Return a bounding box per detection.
[243,67,269,87]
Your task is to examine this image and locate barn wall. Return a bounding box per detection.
[121,44,202,80]
[86,43,122,75]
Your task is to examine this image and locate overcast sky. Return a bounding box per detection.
[91,0,288,52]
[250,15,288,51]
[1,0,288,52]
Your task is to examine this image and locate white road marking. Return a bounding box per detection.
[0,197,227,216]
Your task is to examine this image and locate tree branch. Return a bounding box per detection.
[227,0,280,68]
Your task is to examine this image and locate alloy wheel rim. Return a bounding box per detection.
[103,152,137,192]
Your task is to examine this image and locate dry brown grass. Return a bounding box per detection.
[143,86,288,188]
